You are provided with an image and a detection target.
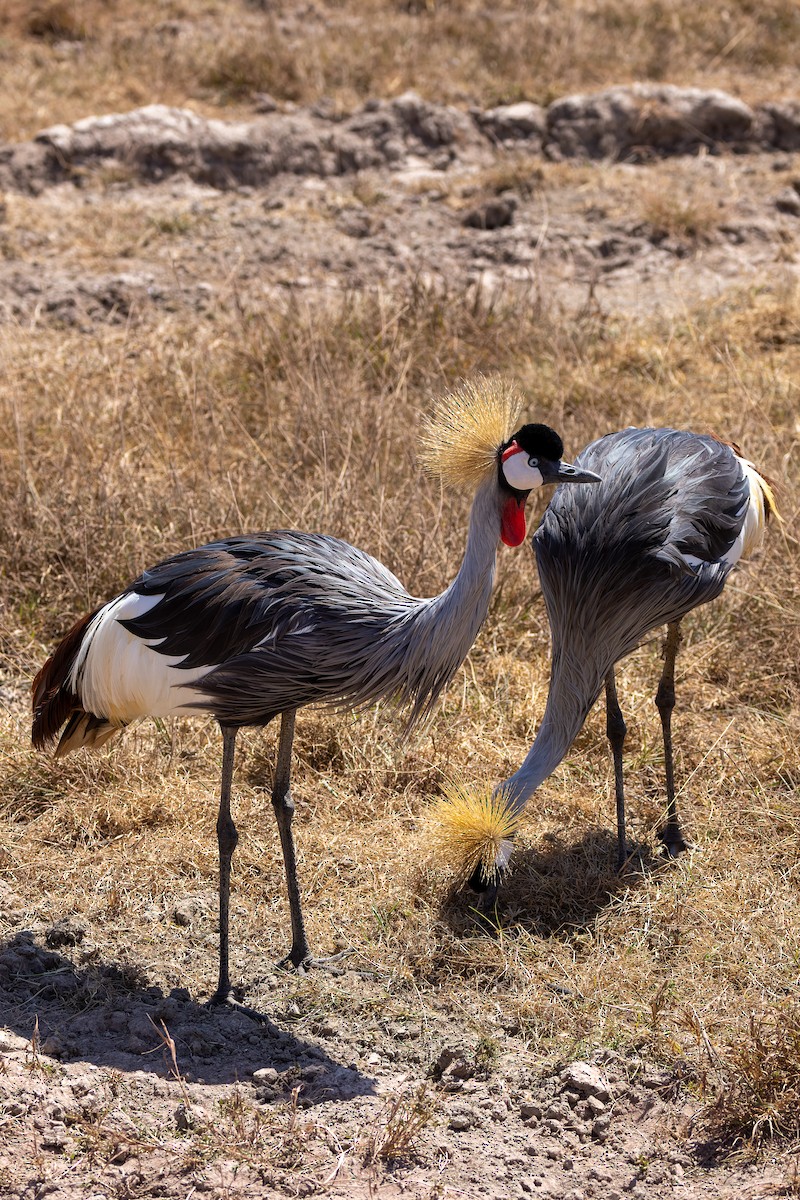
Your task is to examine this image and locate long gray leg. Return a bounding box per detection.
[605,668,628,870]
[272,710,352,973]
[211,725,239,1005]
[270,709,311,968]
[656,621,688,857]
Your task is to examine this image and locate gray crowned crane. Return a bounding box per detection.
[434,426,778,895]
[31,378,599,1008]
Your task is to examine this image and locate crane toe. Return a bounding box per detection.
[207,991,274,1025]
[276,946,354,976]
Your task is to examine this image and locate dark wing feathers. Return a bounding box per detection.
[533,428,749,682]
[116,531,422,725]
[120,533,411,671]
[32,530,440,743]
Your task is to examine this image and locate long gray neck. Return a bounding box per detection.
[404,475,505,723]
[430,475,503,629]
[499,643,608,814]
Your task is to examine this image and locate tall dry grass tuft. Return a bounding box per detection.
[693,1001,800,1151]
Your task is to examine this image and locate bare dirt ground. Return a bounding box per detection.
[1,91,800,328]
[1,86,799,1200]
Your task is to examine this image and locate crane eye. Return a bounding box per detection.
[528,456,539,468]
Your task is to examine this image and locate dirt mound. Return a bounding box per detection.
[2,85,800,194]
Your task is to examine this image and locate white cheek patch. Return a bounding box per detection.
[502,454,544,491]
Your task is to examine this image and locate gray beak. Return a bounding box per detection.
[541,459,602,485]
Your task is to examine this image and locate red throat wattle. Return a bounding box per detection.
[501,497,527,547]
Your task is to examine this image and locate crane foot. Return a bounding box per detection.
[658,824,690,858]
[276,947,354,976]
[206,989,274,1025]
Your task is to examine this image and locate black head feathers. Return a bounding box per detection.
[504,423,564,462]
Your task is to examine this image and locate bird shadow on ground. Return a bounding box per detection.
[0,930,376,1104]
[440,827,670,942]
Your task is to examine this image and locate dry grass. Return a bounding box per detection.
[361,1084,437,1164]
[691,1000,800,1152]
[636,177,728,244]
[0,2,795,1181]
[1,1,800,140]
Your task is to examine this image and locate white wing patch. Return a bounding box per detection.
[684,453,771,572]
[734,455,772,562]
[69,591,213,723]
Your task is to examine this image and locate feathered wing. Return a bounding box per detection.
[31,521,496,752]
[166,533,431,726]
[32,534,412,750]
[533,428,751,713]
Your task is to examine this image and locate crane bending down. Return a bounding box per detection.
[31,378,599,1007]
[437,427,778,895]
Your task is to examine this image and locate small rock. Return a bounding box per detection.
[431,1047,476,1084]
[775,187,800,215]
[478,101,547,145]
[547,83,755,158]
[462,197,516,230]
[172,903,194,927]
[174,1102,205,1131]
[254,93,278,114]
[586,1095,606,1115]
[45,916,87,948]
[448,1112,472,1131]
[592,1114,611,1141]
[337,210,373,238]
[253,1067,279,1085]
[41,1123,69,1150]
[520,1100,542,1120]
[300,1064,326,1082]
[560,1061,612,1102]
[40,1034,64,1057]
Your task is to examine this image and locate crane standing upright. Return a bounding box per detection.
[31,378,599,1007]
[434,426,778,894]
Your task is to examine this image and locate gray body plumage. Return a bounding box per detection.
[502,427,750,811]
[75,473,504,736]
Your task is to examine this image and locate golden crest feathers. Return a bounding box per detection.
[428,779,520,884]
[419,376,524,489]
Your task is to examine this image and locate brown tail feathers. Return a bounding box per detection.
[32,607,100,752]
